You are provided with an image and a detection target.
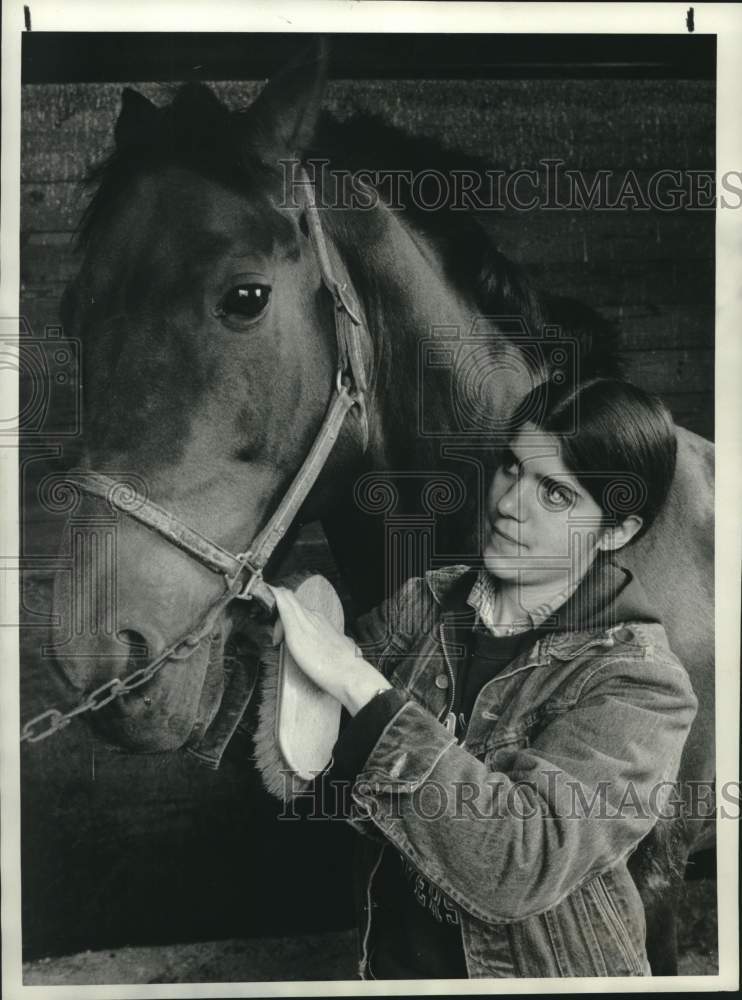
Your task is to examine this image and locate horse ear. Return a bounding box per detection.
[115,88,160,149]
[246,37,329,164]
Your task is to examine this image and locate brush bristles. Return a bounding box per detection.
[252,644,314,802]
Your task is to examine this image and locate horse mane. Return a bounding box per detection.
[312,110,623,379]
[78,82,622,378]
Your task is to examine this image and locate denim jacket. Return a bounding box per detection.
[337,564,698,979]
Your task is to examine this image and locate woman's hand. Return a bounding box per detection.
[268,585,392,716]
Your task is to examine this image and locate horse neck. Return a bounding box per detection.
[327,200,529,471]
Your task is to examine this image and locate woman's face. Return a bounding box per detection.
[484,423,607,588]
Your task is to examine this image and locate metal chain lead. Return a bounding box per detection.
[20,571,241,743]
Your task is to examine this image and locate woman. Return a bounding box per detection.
[268,377,697,980]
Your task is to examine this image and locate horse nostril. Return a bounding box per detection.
[116,629,149,664]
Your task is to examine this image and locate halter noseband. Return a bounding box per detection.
[20,169,370,742]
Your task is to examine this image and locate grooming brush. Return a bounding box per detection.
[253,574,344,801]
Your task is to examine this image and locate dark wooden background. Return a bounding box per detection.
[19,35,715,963]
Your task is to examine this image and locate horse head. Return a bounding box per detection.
[50,45,375,751]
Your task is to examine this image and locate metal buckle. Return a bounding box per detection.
[235,574,260,601]
[229,552,260,599]
[334,371,368,452]
[230,555,275,612]
[333,280,362,326]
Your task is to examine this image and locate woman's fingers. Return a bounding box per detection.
[268,584,315,644]
[268,584,296,613]
[270,585,335,632]
[271,585,309,624]
[267,585,288,645]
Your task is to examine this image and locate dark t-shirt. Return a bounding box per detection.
[453,625,536,732]
[367,847,467,979]
[367,624,538,980]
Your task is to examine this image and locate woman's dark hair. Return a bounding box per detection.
[512,377,677,541]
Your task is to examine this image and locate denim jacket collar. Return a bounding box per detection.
[424,564,632,665]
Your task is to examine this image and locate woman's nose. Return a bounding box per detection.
[492,475,520,519]
[496,488,517,518]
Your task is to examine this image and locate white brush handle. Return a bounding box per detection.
[275,575,344,780]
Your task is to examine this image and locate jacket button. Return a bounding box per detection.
[435,674,450,689]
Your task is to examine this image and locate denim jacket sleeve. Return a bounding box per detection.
[322,579,427,841]
[346,644,698,923]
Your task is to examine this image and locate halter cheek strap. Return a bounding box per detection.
[300,168,369,422]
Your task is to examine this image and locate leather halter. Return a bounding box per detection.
[20,168,373,744]
[71,168,369,617]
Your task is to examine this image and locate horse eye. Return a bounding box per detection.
[215,284,271,324]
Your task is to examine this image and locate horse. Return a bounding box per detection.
[42,45,714,976]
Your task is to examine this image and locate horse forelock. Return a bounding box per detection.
[78,81,293,249]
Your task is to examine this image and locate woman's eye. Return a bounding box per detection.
[501,449,520,475]
[214,284,271,324]
[539,480,575,511]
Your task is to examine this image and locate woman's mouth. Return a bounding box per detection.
[492,522,523,547]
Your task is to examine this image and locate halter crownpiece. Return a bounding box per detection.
[20,170,372,743]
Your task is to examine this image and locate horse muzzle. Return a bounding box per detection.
[50,562,228,752]
[55,631,224,753]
